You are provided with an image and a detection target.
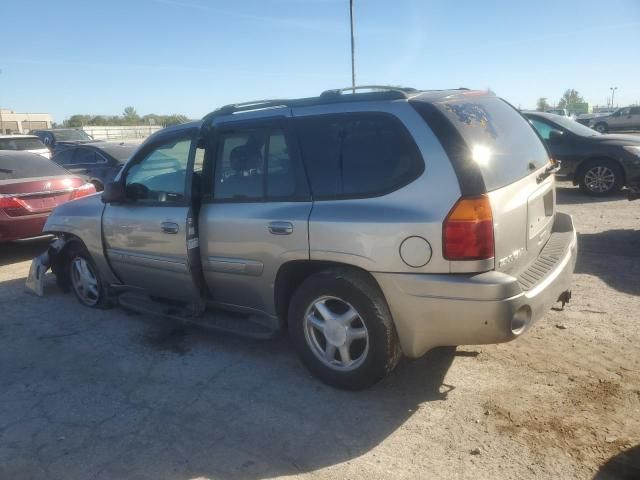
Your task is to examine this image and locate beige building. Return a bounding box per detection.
[0,108,52,134]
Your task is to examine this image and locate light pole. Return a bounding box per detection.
[349,0,355,93]
[610,87,618,108]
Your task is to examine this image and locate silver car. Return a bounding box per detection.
[589,106,640,133]
[28,87,577,389]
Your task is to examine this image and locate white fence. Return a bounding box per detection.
[82,125,163,141]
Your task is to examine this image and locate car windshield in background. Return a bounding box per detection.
[98,144,138,162]
[550,115,601,137]
[0,137,48,150]
[433,96,550,191]
[54,130,92,141]
[0,152,68,180]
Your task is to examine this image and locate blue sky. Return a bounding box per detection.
[1,0,639,122]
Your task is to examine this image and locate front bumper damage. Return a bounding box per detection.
[25,236,68,296]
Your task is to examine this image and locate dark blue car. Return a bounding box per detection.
[51,142,138,191]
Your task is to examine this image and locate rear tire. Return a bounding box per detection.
[593,122,608,133]
[578,160,623,196]
[67,245,110,308]
[288,268,400,390]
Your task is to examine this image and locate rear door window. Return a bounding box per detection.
[53,148,75,166]
[415,95,550,191]
[294,113,424,199]
[73,148,98,164]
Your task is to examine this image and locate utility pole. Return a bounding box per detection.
[610,87,618,108]
[350,0,355,93]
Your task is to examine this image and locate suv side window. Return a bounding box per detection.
[213,125,303,201]
[294,113,423,199]
[630,107,640,115]
[125,138,191,204]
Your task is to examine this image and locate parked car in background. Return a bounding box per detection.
[29,87,576,389]
[31,128,99,154]
[524,111,640,196]
[0,135,51,159]
[0,151,96,242]
[545,108,577,119]
[588,106,640,133]
[51,142,138,191]
[576,108,618,126]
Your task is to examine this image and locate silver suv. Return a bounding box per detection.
[28,87,577,389]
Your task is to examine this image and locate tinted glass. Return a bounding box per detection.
[125,138,191,203]
[295,113,423,199]
[630,107,640,115]
[73,148,97,164]
[52,130,92,141]
[0,137,47,151]
[213,127,299,201]
[545,114,600,136]
[528,118,555,140]
[0,152,68,180]
[53,149,75,165]
[98,144,137,162]
[433,96,549,190]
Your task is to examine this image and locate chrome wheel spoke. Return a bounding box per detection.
[337,307,359,326]
[324,343,337,362]
[338,345,352,365]
[347,327,367,342]
[314,300,334,322]
[307,313,325,332]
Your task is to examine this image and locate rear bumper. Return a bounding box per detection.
[0,212,49,242]
[373,212,577,358]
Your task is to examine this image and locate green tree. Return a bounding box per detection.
[163,114,188,126]
[122,106,140,125]
[64,114,92,127]
[536,97,550,112]
[557,89,584,109]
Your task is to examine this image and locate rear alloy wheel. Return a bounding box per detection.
[68,247,109,308]
[289,269,400,390]
[593,122,608,133]
[579,161,623,196]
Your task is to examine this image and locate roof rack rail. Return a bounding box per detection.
[202,85,421,122]
[320,85,419,97]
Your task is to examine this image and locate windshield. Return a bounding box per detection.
[54,130,92,141]
[0,137,47,151]
[549,115,601,136]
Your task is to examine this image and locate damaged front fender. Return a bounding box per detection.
[25,236,68,296]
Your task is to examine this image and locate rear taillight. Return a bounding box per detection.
[0,195,24,211]
[70,183,96,200]
[443,195,494,260]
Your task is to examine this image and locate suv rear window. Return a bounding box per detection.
[0,153,68,180]
[413,95,549,192]
[0,137,47,151]
[295,112,424,199]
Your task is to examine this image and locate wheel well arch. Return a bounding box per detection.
[573,156,626,185]
[274,260,384,325]
[49,234,87,290]
[89,179,104,191]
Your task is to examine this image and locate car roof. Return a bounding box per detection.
[0,134,39,139]
[201,86,488,122]
[523,111,564,120]
[0,150,50,160]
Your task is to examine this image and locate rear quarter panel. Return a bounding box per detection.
[296,101,461,274]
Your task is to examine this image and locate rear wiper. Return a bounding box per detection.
[537,162,561,183]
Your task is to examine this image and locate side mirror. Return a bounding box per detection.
[101,181,126,203]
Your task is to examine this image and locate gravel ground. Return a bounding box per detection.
[0,181,638,480]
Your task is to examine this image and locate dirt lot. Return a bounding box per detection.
[0,182,639,480]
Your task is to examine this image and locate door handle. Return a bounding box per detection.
[268,221,293,235]
[161,222,179,234]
